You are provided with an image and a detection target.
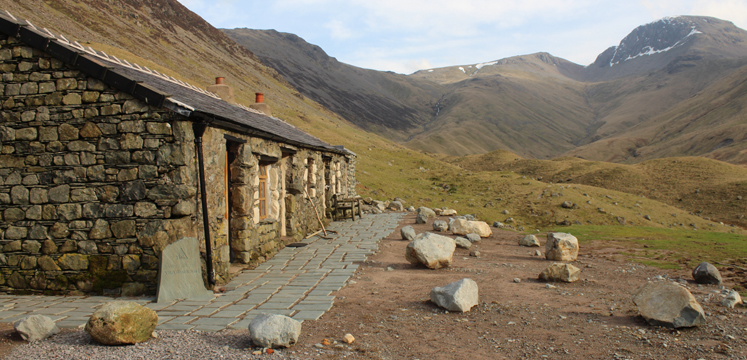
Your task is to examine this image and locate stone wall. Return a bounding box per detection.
[0,34,198,295]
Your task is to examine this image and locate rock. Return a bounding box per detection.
[692,262,722,285]
[400,226,416,241]
[493,221,504,228]
[513,278,521,283]
[722,290,742,309]
[545,232,578,261]
[406,206,416,212]
[534,250,542,256]
[248,313,302,348]
[14,315,60,342]
[432,220,448,232]
[519,235,540,247]
[465,233,481,243]
[415,213,428,224]
[430,278,478,312]
[343,333,355,344]
[387,201,404,212]
[469,249,480,257]
[454,237,472,249]
[405,232,456,269]
[633,282,706,328]
[417,207,436,218]
[441,209,457,216]
[561,201,573,209]
[85,301,158,345]
[450,219,492,237]
[538,263,580,283]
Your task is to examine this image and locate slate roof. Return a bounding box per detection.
[0,11,350,155]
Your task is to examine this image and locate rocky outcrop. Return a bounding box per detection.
[633,282,706,328]
[249,313,302,348]
[545,233,578,261]
[405,232,456,269]
[430,278,478,312]
[538,263,580,283]
[692,262,722,285]
[85,301,158,345]
[450,219,492,237]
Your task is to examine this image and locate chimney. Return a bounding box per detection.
[249,92,272,116]
[207,77,235,103]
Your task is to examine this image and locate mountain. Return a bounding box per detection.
[224,16,747,164]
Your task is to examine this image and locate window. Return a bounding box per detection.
[258,164,268,219]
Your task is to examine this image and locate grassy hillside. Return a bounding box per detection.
[449,150,747,228]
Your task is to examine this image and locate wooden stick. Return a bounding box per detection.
[304,188,327,236]
[304,229,323,239]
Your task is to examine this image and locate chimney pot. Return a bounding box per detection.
[255,92,264,104]
[215,77,225,85]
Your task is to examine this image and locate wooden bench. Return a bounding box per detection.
[330,194,362,221]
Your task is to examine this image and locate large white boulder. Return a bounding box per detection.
[405,232,456,269]
[85,301,158,345]
[249,313,302,348]
[538,263,580,283]
[430,278,479,312]
[14,315,60,342]
[633,282,706,328]
[545,232,578,261]
[450,219,492,237]
[441,209,458,216]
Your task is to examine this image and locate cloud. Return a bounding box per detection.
[324,20,355,40]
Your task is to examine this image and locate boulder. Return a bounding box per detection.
[466,233,481,243]
[519,235,540,247]
[432,220,448,232]
[633,282,706,328]
[400,226,416,241]
[85,301,158,345]
[373,201,387,212]
[561,201,574,209]
[450,219,492,237]
[722,290,743,309]
[430,278,478,312]
[249,313,302,348]
[387,201,404,212]
[545,232,578,261]
[692,262,722,285]
[406,206,416,212]
[417,207,436,218]
[415,213,428,224]
[493,221,504,228]
[454,237,472,249]
[14,315,60,342]
[538,263,580,283]
[405,232,456,269]
[441,209,457,216]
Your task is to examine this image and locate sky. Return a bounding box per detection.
[177,0,747,74]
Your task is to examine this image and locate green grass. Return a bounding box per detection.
[550,225,747,269]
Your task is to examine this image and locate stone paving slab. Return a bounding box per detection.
[0,213,404,332]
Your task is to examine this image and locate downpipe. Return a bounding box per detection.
[193,121,215,287]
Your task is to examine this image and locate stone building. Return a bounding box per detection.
[0,13,356,295]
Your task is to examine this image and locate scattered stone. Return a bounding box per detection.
[406,206,416,212]
[417,207,436,218]
[14,315,60,342]
[538,263,580,283]
[343,333,355,344]
[692,262,722,285]
[513,278,521,283]
[545,284,557,289]
[450,219,491,237]
[441,209,457,216]
[387,201,404,212]
[405,232,456,269]
[415,213,428,224]
[465,233,481,243]
[534,250,542,257]
[722,290,743,309]
[493,221,504,228]
[561,201,573,209]
[430,278,478,312]
[85,301,158,345]
[432,220,448,232]
[248,313,302,348]
[643,214,651,221]
[469,249,480,257]
[400,226,416,241]
[545,232,579,261]
[502,210,509,215]
[633,282,706,328]
[519,234,540,247]
[454,237,471,249]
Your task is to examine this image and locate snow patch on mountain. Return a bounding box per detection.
[608,17,701,67]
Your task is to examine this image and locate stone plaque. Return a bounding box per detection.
[156,237,214,303]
